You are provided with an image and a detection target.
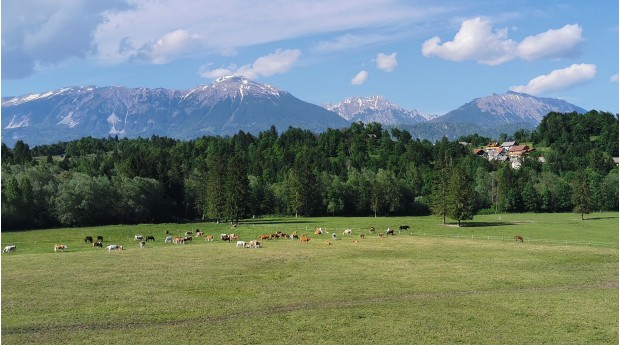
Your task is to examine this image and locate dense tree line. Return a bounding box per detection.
[1,110,618,230]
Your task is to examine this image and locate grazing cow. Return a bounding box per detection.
[300,235,311,243]
[164,235,173,243]
[96,236,104,242]
[360,234,365,239]
[220,234,231,242]
[183,236,192,243]
[379,233,384,239]
[106,245,123,252]
[248,240,261,248]
[399,225,410,231]
[324,240,331,245]
[93,241,103,248]
[185,231,193,237]
[139,241,146,249]
[289,233,299,240]
[3,245,16,253]
[205,235,214,242]
[134,235,144,241]
[386,228,394,236]
[236,241,247,248]
[173,237,184,244]
[331,233,337,240]
[195,230,204,237]
[514,235,524,243]
[230,234,239,241]
[231,223,238,228]
[84,236,93,243]
[343,229,352,235]
[54,244,68,252]
[314,228,323,235]
[369,226,376,234]
[259,234,270,241]
[146,235,155,242]
[352,240,358,243]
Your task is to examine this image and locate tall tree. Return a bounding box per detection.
[572,170,593,220]
[446,165,475,227]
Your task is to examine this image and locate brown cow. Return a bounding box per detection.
[514,235,524,243]
[54,244,67,252]
[205,235,214,242]
[300,235,311,243]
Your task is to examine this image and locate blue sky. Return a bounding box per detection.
[2,0,618,115]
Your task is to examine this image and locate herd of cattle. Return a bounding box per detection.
[1,225,417,254]
[2,225,527,254]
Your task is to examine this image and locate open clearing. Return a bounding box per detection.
[2,213,618,344]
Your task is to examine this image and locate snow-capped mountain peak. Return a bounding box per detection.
[323,96,433,124]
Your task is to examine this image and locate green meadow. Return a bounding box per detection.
[2,213,618,344]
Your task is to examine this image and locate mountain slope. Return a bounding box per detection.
[1,76,349,146]
[323,96,433,125]
[432,91,587,126]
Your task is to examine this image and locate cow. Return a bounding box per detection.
[360,234,365,239]
[205,235,214,242]
[300,235,311,243]
[331,233,337,240]
[248,240,261,248]
[183,236,192,243]
[106,245,123,252]
[195,230,204,237]
[259,234,270,241]
[386,228,394,236]
[399,225,410,231]
[146,235,155,242]
[173,237,184,244]
[314,228,324,235]
[54,244,68,252]
[324,240,331,245]
[343,229,352,235]
[84,236,93,243]
[514,235,524,243]
[185,231,193,237]
[93,241,103,248]
[3,245,16,253]
[289,233,299,240]
[369,226,375,234]
[96,235,104,242]
[164,235,173,243]
[236,241,247,248]
[220,234,231,242]
[134,235,144,241]
[231,223,238,228]
[139,241,146,249]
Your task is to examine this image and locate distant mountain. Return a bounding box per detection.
[323,96,434,125]
[431,91,587,127]
[1,76,349,146]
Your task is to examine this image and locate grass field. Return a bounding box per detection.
[2,213,618,344]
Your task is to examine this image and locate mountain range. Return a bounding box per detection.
[1,76,587,146]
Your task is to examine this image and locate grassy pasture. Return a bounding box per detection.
[2,213,618,344]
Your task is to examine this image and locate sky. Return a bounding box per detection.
[2,0,618,115]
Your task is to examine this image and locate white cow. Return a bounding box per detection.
[3,245,16,253]
[236,241,247,248]
[343,229,353,235]
[164,235,173,243]
[134,235,144,241]
[106,245,123,252]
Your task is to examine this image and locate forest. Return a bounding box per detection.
[1,110,618,230]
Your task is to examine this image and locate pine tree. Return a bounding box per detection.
[446,165,475,227]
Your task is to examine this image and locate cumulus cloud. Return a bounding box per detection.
[1,1,128,79]
[517,24,584,61]
[136,29,207,64]
[200,49,302,80]
[422,17,584,65]
[376,52,398,72]
[351,70,369,85]
[509,64,596,95]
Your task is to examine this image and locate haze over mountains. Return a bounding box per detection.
[1,76,587,146]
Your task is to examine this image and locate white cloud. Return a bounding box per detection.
[200,49,302,80]
[313,33,393,54]
[351,70,369,85]
[517,24,584,61]
[376,52,398,72]
[611,74,619,82]
[136,29,207,64]
[509,64,596,95]
[422,17,516,65]
[422,17,584,65]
